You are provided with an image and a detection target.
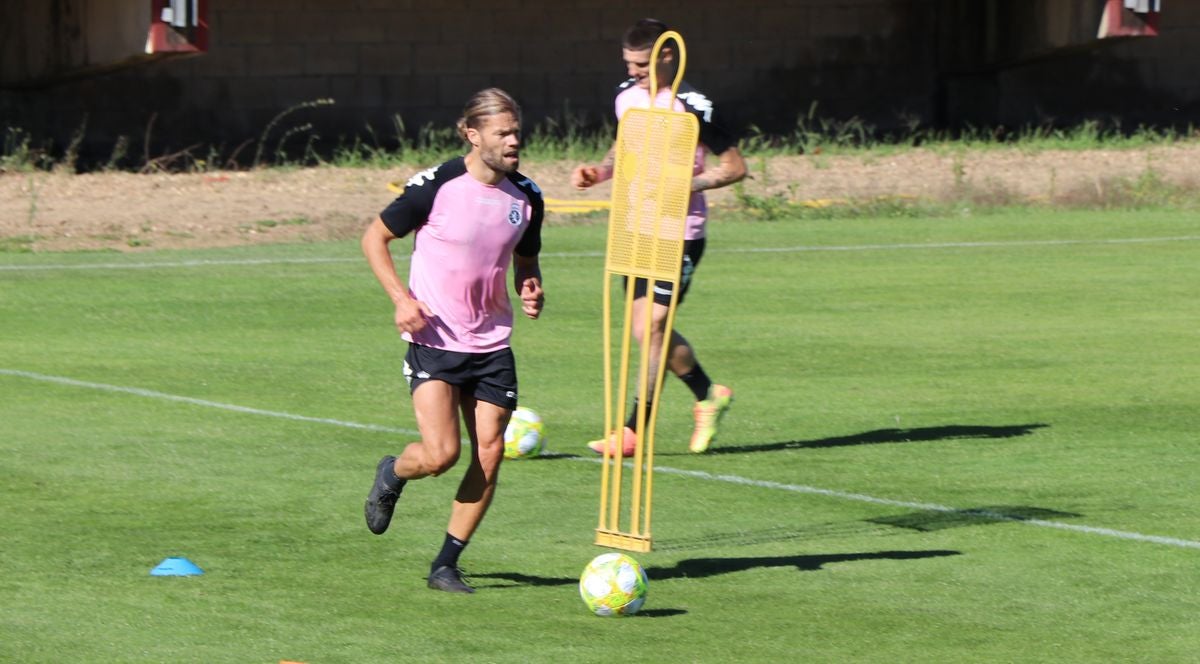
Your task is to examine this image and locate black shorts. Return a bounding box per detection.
[403,344,519,410]
[629,237,706,306]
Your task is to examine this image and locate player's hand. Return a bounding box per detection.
[394,297,433,334]
[519,277,544,319]
[571,165,600,190]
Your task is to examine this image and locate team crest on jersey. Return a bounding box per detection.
[508,202,523,226]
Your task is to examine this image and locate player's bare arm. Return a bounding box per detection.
[691,146,747,193]
[513,253,544,319]
[361,216,432,334]
[571,146,617,189]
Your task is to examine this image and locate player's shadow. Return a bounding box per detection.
[647,549,960,579]
[471,549,959,589]
[699,423,1049,456]
[867,505,1082,531]
[657,505,1083,552]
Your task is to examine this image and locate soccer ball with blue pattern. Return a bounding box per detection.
[503,407,545,459]
[579,552,648,616]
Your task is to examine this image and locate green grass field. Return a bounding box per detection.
[2,208,1198,663]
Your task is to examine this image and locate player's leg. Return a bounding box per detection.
[398,380,465,477]
[445,395,507,540]
[663,238,734,452]
[637,302,733,453]
[651,239,734,452]
[428,349,515,593]
[649,291,734,455]
[636,238,713,405]
[629,292,670,409]
[427,395,507,594]
[586,275,652,456]
[364,380,462,535]
[590,294,690,453]
[396,345,475,476]
[688,380,734,454]
[365,345,467,535]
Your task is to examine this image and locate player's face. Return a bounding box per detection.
[471,112,522,174]
[623,47,672,90]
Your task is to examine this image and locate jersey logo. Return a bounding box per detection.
[677,91,714,123]
[508,202,523,226]
[406,165,439,188]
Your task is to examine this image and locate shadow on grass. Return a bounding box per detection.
[472,549,959,590]
[650,549,961,579]
[537,423,1047,461]
[693,423,1049,456]
[867,505,1081,531]
[656,505,1082,552]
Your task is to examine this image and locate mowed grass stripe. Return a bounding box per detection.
[5,366,1198,551]
[3,233,1199,272]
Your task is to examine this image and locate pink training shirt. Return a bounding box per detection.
[614,79,736,241]
[379,156,544,353]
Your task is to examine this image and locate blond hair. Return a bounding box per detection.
[456,88,521,142]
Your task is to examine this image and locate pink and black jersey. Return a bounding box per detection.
[614,79,737,240]
[379,156,544,353]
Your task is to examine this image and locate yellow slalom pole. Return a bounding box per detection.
[594,30,697,552]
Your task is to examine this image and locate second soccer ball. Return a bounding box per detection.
[503,406,545,459]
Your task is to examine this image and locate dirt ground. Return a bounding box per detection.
[3,144,1199,253]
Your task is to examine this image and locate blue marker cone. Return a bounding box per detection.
[151,557,204,576]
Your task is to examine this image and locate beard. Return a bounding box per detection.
[482,148,519,174]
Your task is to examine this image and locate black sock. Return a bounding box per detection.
[625,399,653,432]
[383,463,406,492]
[432,533,468,572]
[680,364,713,401]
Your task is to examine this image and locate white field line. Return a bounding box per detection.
[0,368,418,436]
[722,235,1200,254]
[2,235,1199,272]
[0,257,364,272]
[642,465,1200,550]
[4,367,1198,551]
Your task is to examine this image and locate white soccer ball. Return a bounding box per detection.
[579,552,648,617]
[503,407,545,459]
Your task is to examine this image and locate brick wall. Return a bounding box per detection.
[1,0,1198,167]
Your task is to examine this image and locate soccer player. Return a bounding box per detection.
[571,18,746,455]
[361,88,545,594]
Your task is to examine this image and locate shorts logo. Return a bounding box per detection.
[403,360,431,386]
[506,391,516,399]
[508,202,523,226]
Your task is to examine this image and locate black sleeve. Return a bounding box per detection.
[678,84,738,156]
[510,173,544,258]
[698,115,736,156]
[378,157,464,238]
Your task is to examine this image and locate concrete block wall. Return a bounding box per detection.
[0,0,152,85]
[943,2,1200,129]
[1,0,1198,167]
